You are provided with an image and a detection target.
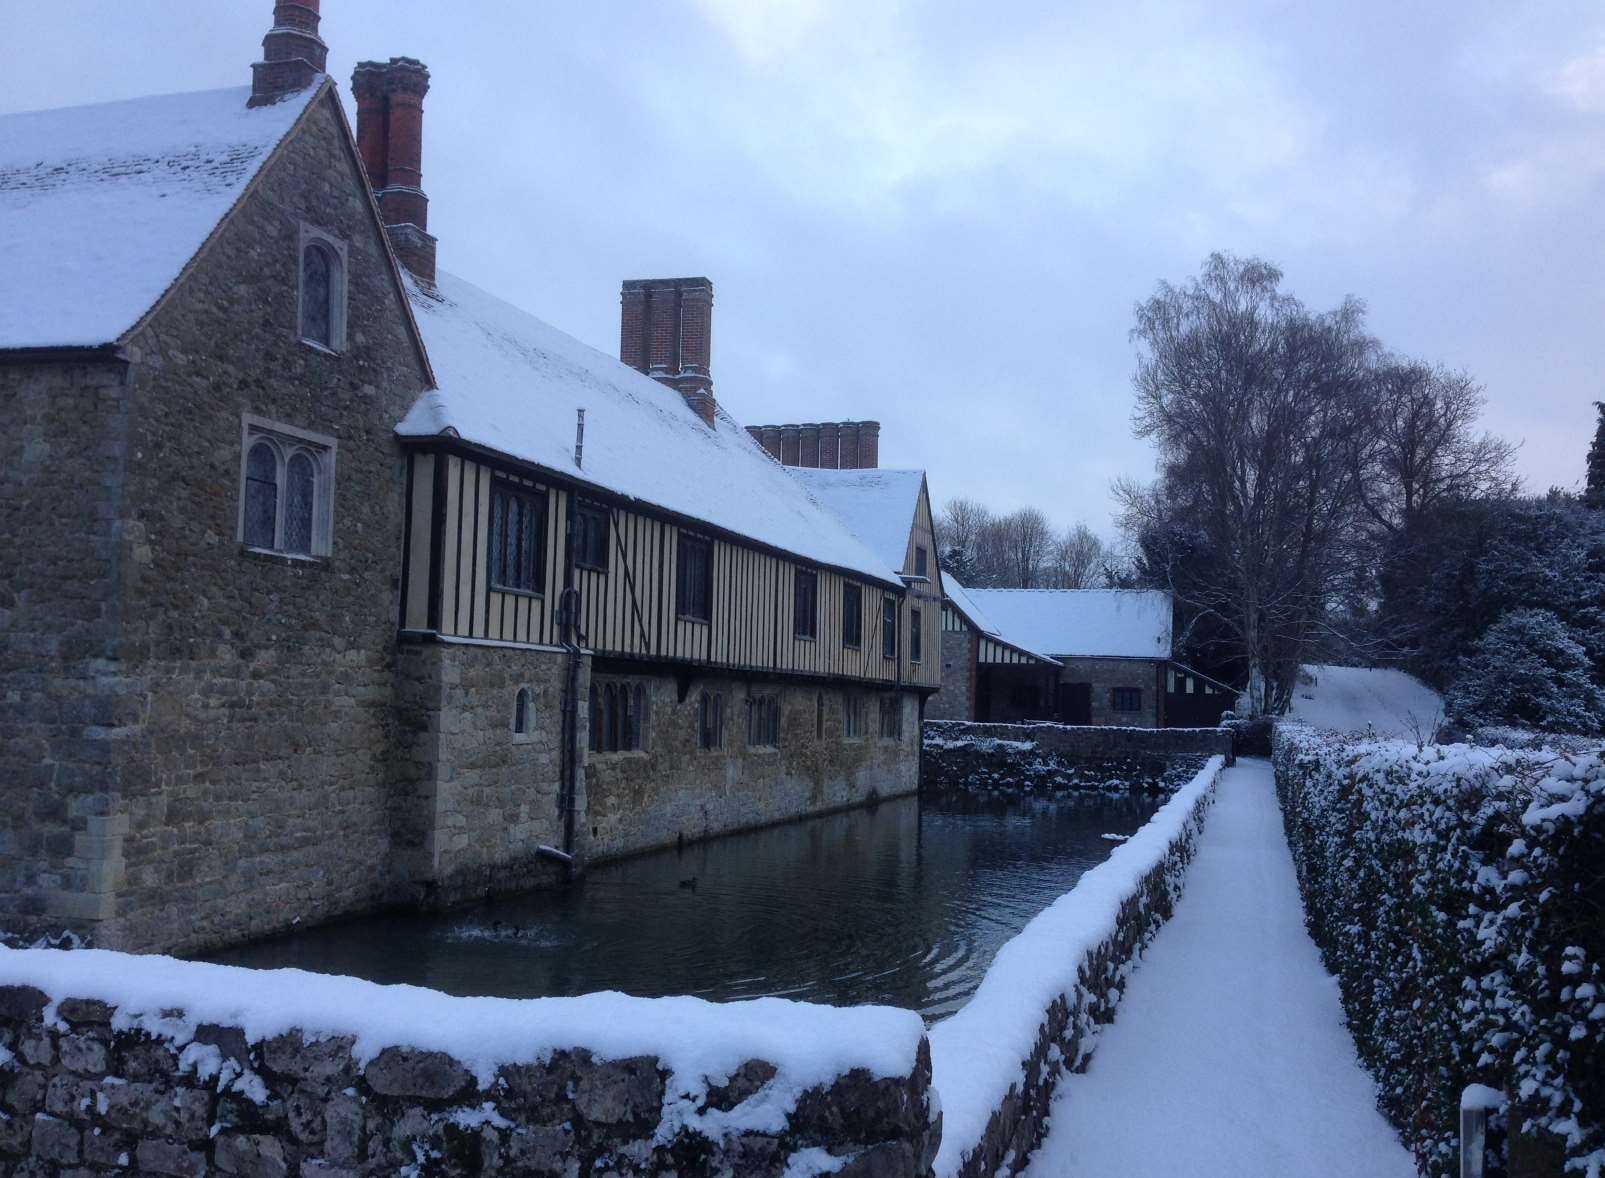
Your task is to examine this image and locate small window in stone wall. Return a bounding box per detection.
[816,692,825,740]
[748,693,780,748]
[1112,686,1143,713]
[699,689,724,750]
[844,694,866,739]
[589,680,646,753]
[879,695,903,740]
[513,687,531,736]
[298,225,348,352]
[238,416,336,557]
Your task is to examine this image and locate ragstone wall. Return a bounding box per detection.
[0,957,938,1178]
[922,720,1232,796]
[927,757,1223,1178]
[1055,658,1166,728]
[0,358,136,943]
[584,675,919,862]
[924,631,976,723]
[390,640,578,907]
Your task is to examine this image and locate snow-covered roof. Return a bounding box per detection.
[961,589,1174,660]
[786,467,925,578]
[396,272,900,586]
[0,83,321,350]
[941,576,1062,665]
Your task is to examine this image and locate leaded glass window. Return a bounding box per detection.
[284,452,316,555]
[301,243,333,347]
[244,441,279,549]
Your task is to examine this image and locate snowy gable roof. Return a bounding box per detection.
[0,83,321,350]
[962,589,1174,660]
[786,467,926,578]
[395,271,899,585]
[941,576,1062,665]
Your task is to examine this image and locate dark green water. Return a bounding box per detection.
[206,792,1158,1020]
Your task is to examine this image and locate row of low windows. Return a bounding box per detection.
[546,686,909,753]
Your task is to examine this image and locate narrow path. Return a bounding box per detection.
[1022,759,1416,1178]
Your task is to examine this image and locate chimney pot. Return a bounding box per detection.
[798,423,821,468]
[818,422,840,468]
[780,425,801,466]
[839,422,861,469]
[858,421,880,469]
[761,426,782,460]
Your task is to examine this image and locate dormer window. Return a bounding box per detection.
[298,226,347,351]
[238,416,336,557]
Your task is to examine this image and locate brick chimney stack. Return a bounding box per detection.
[352,57,437,284]
[620,278,717,427]
[249,1,327,107]
[742,420,882,468]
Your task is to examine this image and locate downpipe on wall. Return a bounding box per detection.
[555,486,584,870]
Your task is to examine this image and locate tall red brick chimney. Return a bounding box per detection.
[352,57,437,284]
[249,1,327,107]
[620,278,717,426]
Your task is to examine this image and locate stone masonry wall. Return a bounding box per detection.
[0,980,938,1178]
[1056,658,1165,728]
[390,641,577,906]
[924,631,975,723]
[924,720,1231,762]
[0,359,138,940]
[93,92,434,955]
[583,676,919,862]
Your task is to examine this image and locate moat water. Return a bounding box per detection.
[206,791,1159,1021]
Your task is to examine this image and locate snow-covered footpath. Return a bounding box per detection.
[929,754,1225,1178]
[1022,760,1416,1178]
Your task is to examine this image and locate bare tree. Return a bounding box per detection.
[993,507,1054,587]
[1357,358,1520,536]
[1124,252,1377,715]
[936,497,992,584]
[1049,523,1106,588]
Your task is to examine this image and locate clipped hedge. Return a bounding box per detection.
[1273,725,1604,1178]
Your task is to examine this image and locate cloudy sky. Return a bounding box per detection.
[6,2,1602,537]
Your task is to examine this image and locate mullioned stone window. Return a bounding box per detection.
[589,680,646,753]
[748,693,780,748]
[237,415,336,557]
[698,689,724,749]
[878,695,903,740]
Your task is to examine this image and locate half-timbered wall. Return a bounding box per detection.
[401,449,944,691]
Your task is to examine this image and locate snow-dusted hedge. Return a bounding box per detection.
[1274,725,1605,1178]
[927,755,1224,1178]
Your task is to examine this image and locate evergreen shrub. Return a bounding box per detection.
[1273,724,1605,1178]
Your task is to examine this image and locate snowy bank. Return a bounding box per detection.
[0,948,937,1175]
[1275,724,1605,1178]
[927,754,1224,1178]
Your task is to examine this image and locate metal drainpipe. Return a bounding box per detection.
[558,493,582,863]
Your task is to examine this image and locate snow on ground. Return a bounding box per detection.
[1286,664,1443,738]
[1022,760,1416,1178]
[928,756,1224,1177]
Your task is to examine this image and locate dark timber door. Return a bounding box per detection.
[1058,682,1091,725]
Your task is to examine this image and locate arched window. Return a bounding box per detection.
[300,242,334,347]
[699,690,723,750]
[243,440,279,549]
[816,692,825,740]
[284,451,317,555]
[588,682,601,753]
[632,683,647,750]
[238,420,336,557]
[513,688,530,735]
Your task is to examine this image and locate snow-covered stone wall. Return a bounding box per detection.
[922,720,1229,795]
[926,755,1224,1178]
[1274,725,1604,1178]
[0,950,938,1177]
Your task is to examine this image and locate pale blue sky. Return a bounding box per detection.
[6,1,1602,535]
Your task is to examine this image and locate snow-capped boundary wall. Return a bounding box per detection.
[926,754,1224,1178]
[0,950,937,1176]
[1273,724,1604,1178]
[925,720,1232,762]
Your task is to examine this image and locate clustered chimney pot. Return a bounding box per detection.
[741,419,882,468]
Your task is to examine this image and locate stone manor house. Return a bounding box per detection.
[0,2,945,954]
